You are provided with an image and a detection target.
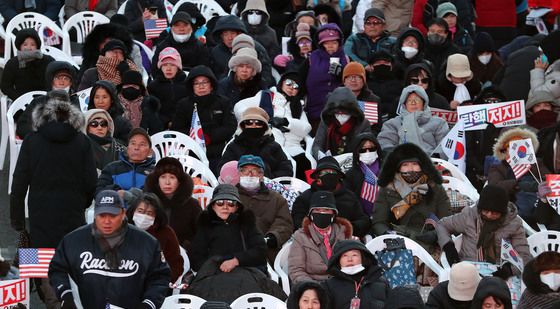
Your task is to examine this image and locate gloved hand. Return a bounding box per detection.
[117,60,130,76]
[443,241,460,266]
[538,182,552,201]
[328,62,342,76]
[61,294,77,309]
[415,230,437,245]
[264,233,278,249]
[270,117,289,128]
[273,54,293,68]
[492,262,513,280]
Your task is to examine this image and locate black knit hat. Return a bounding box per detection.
[477,184,509,214]
[310,156,344,179]
[472,32,496,55]
[15,28,41,50]
[101,39,128,55]
[119,70,146,93]
[539,29,560,64]
[309,191,338,214]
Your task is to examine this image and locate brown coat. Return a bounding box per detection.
[148,225,184,283]
[288,217,352,284]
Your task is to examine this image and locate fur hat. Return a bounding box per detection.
[446,54,473,80]
[32,91,85,132]
[157,47,182,69]
[153,157,186,183]
[295,22,312,43]
[343,62,366,82]
[448,262,481,301]
[378,143,442,186]
[231,33,255,54]
[493,127,539,161]
[239,106,269,125]
[228,47,262,75]
[15,28,41,50]
[477,184,509,214]
[84,108,115,136]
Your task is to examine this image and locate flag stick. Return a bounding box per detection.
[528,169,540,184]
[534,161,543,183]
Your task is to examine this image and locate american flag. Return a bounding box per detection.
[19,248,55,278]
[357,101,378,124]
[506,158,531,179]
[360,162,378,203]
[144,18,168,39]
[190,104,206,151]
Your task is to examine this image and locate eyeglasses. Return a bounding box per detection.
[89,120,108,128]
[410,78,429,85]
[483,98,501,104]
[406,99,423,105]
[242,119,266,127]
[364,20,384,27]
[214,200,237,207]
[54,75,72,82]
[239,167,263,176]
[345,75,361,82]
[298,40,311,47]
[193,81,210,87]
[359,147,377,153]
[284,79,299,89]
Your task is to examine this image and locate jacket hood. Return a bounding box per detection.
[212,15,248,43]
[385,286,426,309]
[286,281,330,309]
[326,240,382,280]
[526,90,560,117]
[313,4,342,28]
[396,85,431,116]
[88,80,125,117]
[32,95,85,140]
[82,23,133,63]
[302,216,352,239]
[241,0,270,21]
[396,27,426,60]
[471,277,512,309]
[83,109,115,137]
[404,62,436,96]
[378,142,442,186]
[45,61,77,90]
[522,257,557,295]
[186,65,218,91]
[321,87,364,124]
[493,127,539,161]
[351,132,383,168]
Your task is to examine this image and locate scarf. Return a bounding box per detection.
[118,94,143,128]
[313,224,333,259]
[449,26,457,39]
[288,95,303,119]
[400,111,425,146]
[326,118,355,155]
[88,133,113,146]
[453,83,471,103]
[527,110,558,130]
[17,50,43,68]
[359,161,379,215]
[476,214,505,263]
[390,173,429,220]
[91,220,128,270]
[96,56,138,86]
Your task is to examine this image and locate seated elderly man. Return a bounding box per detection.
[436,184,531,279]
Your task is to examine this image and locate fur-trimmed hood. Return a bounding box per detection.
[493,127,539,161]
[81,23,134,70]
[301,216,353,239]
[378,143,442,186]
[32,94,85,141]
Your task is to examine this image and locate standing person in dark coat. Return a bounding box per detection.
[324,240,390,309]
[292,156,371,238]
[151,12,210,75]
[144,157,202,251]
[403,62,449,110]
[88,80,133,142]
[10,91,97,309]
[240,0,281,61]
[1,28,55,101]
[424,18,461,81]
[366,50,404,122]
[124,0,166,42]
[426,262,481,309]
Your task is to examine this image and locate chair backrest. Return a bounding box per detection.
[42,46,80,70]
[161,294,206,309]
[442,176,479,203]
[527,231,560,257]
[273,241,292,295]
[365,235,444,278]
[192,185,214,209]
[117,0,129,14]
[5,12,64,60]
[272,177,310,193]
[230,293,287,309]
[177,156,218,187]
[171,0,228,22]
[151,130,209,164]
[176,246,190,285]
[431,158,473,187]
[62,11,109,43]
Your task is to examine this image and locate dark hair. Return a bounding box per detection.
[405,67,431,84]
[427,18,449,33]
[126,192,169,229]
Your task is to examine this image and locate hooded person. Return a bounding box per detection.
[83,109,127,172]
[393,27,429,79]
[385,286,426,309]
[437,53,482,109]
[469,32,504,85]
[311,87,372,160]
[324,240,389,308]
[518,251,560,309]
[371,143,451,250]
[436,2,473,54]
[1,28,55,100]
[87,80,133,142]
[240,0,281,61]
[377,85,449,155]
[436,184,531,278]
[289,191,353,284]
[16,60,82,139]
[471,277,513,309]
[366,50,405,122]
[525,90,560,131]
[286,281,330,309]
[402,62,449,110]
[217,47,265,106]
[424,18,461,81]
[426,262,481,309]
[529,30,560,103]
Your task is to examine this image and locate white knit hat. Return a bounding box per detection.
[228,47,262,75]
[447,262,481,301]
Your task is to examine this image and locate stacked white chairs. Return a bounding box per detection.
[272,177,310,193]
[161,294,206,309]
[273,241,292,295]
[178,156,218,187]
[151,130,209,165]
[0,95,9,170]
[62,11,110,65]
[192,185,214,210]
[527,230,560,257]
[171,0,228,22]
[230,293,286,309]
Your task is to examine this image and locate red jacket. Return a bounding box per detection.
[411,0,428,36]
[475,0,516,28]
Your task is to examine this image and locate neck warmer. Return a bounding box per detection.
[97,56,137,86]
[527,110,558,129]
[17,50,43,68]
[453,83,471,103]
[118,93,143,128]
[287,95,303,119]
[390,173,429,220]
[91,220,128,269]
[326,118,355,155]
[87,132,113,146]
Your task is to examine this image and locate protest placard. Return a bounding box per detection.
[0,279,30,308]
[431,108,457,124]
[546,174,560,213]
[457,100,526,131]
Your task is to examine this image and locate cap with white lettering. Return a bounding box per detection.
[94,190,124,216]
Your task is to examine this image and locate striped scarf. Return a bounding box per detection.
[96,56,138,86]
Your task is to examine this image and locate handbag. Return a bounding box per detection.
[375,238,416,288]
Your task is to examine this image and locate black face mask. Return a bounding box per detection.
[427,34,446,46]
[241,127,267,139]
[319,174,339,191]
[121,87,142,100]
[373,64,393,79]
[527,109,558,129]
[310,212,335,229]
[400,171,423,184]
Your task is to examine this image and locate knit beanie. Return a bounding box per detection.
[231,33,255,54]
[218,160,240,185]
[153,157,186,183]
[446,54,473,79]
[437,2,458,18]
[240,106,269,124]
[228,47,262,75]
[317,25,340,44]
[477,184,509,214]
[343,62,366,82]
[157,47,182,69]
[472,32,496,55]
[295,22,312,43]
[15,28,42,50]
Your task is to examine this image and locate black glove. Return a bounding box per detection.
[415,230,437,245]
[61,294,77,309]
[443,241,460,266]
[492,262,513,280]
[117,61,130,76]
[270,117,289,128]
[264,233,278,249]
[517,180,538,192]
[328,62,342,76]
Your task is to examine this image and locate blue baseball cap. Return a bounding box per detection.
[237,155,265,170]
[94,190,125,216]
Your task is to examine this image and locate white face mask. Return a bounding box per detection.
[172,32,191,43]
[401,46,418,59]
[247,13,262,25]
[540,273,560,291]
[341,264,365,275]
[335,114,351,125]
[133,213,155,230]
[359,151,378,165]
[240,176,260,190]
[478,54,492,65]
[53,86,71,93]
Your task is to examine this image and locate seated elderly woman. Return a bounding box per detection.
[377,85,449,156]
[83,109,127,172]
[289,191,352,284]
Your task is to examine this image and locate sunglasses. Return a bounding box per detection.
[89,120,108,128]
[364,20,384,26]
[359,147,377,153]
[215,200,237,207]
[284,79,299,89]
[242,119,266,127]
[410,78,429,85]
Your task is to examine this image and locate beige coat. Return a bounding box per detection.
[288,217,352,284]
[372,0,413,36]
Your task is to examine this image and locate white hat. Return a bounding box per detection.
[228,47,262,76]
[447,262,481,301]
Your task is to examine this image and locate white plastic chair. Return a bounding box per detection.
[442,176,479,202]
[527,230,560,257]
[365,235,445,282]
[192,185,214,209]
[272,176,310,193]
[432,158,474,188]
[69,276,84,309]
[117,0,129,14]
[304,135,316,169]
[7,91,47,194]
[521,216,538,236]
[62,11,109,64]
[42,45,80,70]
[0,95,9,170]
[172,246,191,295]
[171,0,228,22]
[177,156,218,187]
[161,294,206,309]
[230,293,287,309]
[267,262,279,284]
[273,241,292,295]
[151,130,209,164]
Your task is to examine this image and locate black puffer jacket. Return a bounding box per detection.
[147,70,189,129]
[424,36,461,81]
[324,240,389,309]
[87,81,132,142]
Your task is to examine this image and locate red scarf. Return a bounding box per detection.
[89,0,99,10]
[314,225,333,259]
[326,118,355,155]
